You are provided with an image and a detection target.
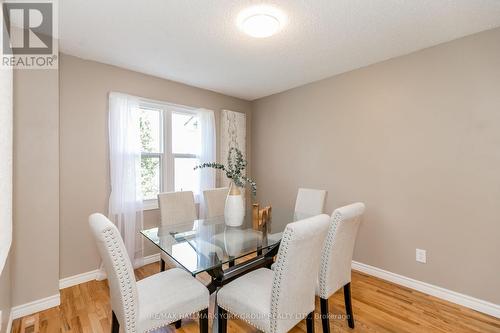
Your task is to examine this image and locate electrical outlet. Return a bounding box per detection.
[416,249,426,263]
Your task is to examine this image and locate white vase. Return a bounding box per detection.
[224,182,245,227]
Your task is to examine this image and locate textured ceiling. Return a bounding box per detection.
[60,0,500,100]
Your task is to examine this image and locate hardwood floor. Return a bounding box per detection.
[12,262,500,333]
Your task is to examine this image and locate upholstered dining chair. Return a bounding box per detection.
[294,188,327,218]
[267,187,327,256]
[89,213,209,333]
[317,202,365,332]
[157,191,198,271]
[216,214,331,333]
[203,187,229,218]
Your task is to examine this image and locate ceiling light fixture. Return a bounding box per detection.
[237,5,286,38]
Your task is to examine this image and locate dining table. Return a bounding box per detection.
[141,208,310,294]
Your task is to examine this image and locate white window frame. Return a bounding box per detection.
[138,98,199,210]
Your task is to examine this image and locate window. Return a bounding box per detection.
[138,101,201,208]
[172,112,200,192]
[139,107,163,201]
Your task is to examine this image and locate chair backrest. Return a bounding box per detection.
[318,202,365,299]
[89,213,138,333]
[294,188,327,218]
[158,191,197,225]
[270,214,330,333]
[203,187,229,218]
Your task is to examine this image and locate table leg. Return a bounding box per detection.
[205,268,223,333]
[203,244,281,332]
[206,265,224,294]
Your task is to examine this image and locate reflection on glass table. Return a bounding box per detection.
[142,213,276,275]
[141,208,311,293]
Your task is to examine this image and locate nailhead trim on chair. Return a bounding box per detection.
[104,227,137,333]
[269,228,294,333]
[216,227,297,333]
[318,211,342,299]
[101,223,207,333]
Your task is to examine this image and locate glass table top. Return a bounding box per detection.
[141,209,308,275]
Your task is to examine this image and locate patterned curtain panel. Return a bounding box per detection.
[220,110,246,188]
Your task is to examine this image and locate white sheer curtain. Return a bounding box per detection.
[0,66,12,274]
[196,109,216,218]
[108,92,144,268]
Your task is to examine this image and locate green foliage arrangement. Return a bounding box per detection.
[194,147,257,196]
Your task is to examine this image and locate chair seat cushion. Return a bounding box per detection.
[217,268,274,332]
[137,268,209,332]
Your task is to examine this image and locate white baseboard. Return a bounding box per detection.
[352,261,500,318]
[11,294,60,320]
[59,253,161,290]
[141,253,160,266]
[12,254,161,321]
[5,310,12,333]
[59,269,101,289]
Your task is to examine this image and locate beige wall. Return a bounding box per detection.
[13,69,60,306]
[59,54,252,279]
[252,27,500,304]
[0,254,11,333]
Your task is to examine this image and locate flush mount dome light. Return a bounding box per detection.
[237,5,286,38]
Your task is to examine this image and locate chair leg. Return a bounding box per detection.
[111,311,119,333]
[320,297,330,333]
[306,311,315,333]
[174,320,181,328]
[160,258,166,271]
[217,305,227,333]
[344,283,355,329]
[199,308,208,333]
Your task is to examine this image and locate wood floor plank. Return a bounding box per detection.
[11,262,499,333]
